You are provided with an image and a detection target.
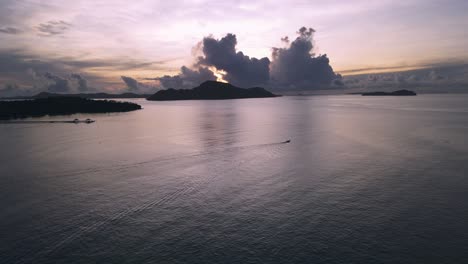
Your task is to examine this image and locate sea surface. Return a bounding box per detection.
[1,95,468,263]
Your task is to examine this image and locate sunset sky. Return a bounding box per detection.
[1,0,467,94]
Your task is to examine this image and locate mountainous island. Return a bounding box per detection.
[147,81,279,101]
[361,90,417,96]
[1,92,151,100]
[0,97,141,120]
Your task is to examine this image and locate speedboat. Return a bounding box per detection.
[85,118,95,123]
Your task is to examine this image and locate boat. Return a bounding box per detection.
[283,139,291,143]
[72,118,95,124]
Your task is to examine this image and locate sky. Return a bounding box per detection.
[0,0,467,95]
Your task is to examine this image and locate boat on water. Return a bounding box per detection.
[1,119,95,124]
[73,118,95,124]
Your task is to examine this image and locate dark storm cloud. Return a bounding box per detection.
[36,20,72,36]
[197,33,270,87]
[270,27,341,89]
[152,66,216,89]
[0,27,22,34]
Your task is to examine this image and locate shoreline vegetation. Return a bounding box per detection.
[1,92,151,100]
[0,97,141,120]
[147,81,279,101]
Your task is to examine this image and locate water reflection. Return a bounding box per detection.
[1,95,468,263]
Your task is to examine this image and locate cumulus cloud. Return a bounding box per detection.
[43,72,69,92]
[148,33,270,89]
[121,76,139,91]
[36,20,71,36]
[30,71,92,93]
[197,33,270,87]
[121,76,156,93]
[151,26,341,90]
[152,66,216,89]
[270,27,341,89]
[70,74,89,92]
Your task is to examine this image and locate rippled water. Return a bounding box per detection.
[1,95,468,263]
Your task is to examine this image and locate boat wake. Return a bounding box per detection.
[12,139,291,264]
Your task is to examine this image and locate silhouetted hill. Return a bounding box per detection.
[147,81,279,101]
[0,97,141,120]
[1,92,150,100]
[361,90,417,96]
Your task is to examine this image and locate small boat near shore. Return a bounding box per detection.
[73,118,95,124]
[0,119,96,124]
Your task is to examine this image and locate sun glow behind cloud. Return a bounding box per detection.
[209,67,228,83]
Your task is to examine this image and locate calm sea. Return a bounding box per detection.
[1,95,468,263]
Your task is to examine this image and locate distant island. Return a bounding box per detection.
[1,92,151,100]
[360,90,417,96]
[0,97,141,120]
[147,81,279,101]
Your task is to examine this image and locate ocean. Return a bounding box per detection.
[1,95,468,263]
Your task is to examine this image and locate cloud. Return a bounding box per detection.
[343,64,468,93]
[0,51,103,95]
[0,27,21,34]
[122,66,215,92]
[0,83,20,97]
[43,72,70,92]
[35,72,91,93]
[429,70,445,81]
[27,71,93,93]
[152,66,216,89]
[0,50,171,95]
[197,34,270,87]
[121,76,155,93]
[70,74,89,92]
[121,76,139,91]
[150,26,341,90]
[36,20,71,36]
[146,33,271,89]
[269,27,341,89]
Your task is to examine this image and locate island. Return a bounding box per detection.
[147,80,279,101]
[0,97,141,120]
[361,90,417,96]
